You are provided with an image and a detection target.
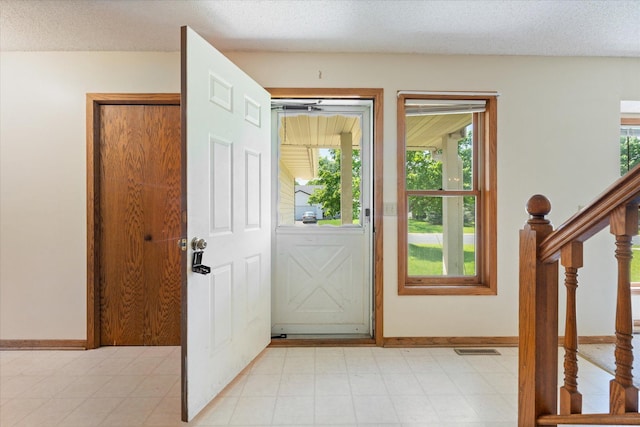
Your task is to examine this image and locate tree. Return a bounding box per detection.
[406,150,442,222]
[620,134,640,175]
[307,149,361,219]
[406,129,474,225]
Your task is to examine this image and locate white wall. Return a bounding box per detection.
[1,50,639,340]
[0,52,180,339]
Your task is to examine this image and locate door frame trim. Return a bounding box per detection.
[85,93,181,349]
[267,88,384,345]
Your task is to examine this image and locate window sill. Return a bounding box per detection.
[398,283,497,296]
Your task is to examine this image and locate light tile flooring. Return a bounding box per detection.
[0,345,622,426]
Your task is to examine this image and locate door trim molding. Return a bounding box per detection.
[269,337,376,347]
[86,93,181,349]
[267,88,384,346]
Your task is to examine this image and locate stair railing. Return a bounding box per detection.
[519,165,640,426]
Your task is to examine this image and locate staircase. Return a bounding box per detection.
[518,165,640,426]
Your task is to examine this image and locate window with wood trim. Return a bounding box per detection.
[397,93,497,295]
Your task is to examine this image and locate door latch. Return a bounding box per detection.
[192,250,211,275]
[191,237,210,275]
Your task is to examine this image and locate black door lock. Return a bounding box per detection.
[192,250,211,275]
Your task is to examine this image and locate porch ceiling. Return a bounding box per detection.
[279,114,362,179]
[278,112,472,178]
[406,113,471,151]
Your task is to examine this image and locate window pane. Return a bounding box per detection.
[633,211,640,283]
[276,111,363,226]
[407,195,476,277]
[300,148,362,226]
[405,114,473,191]
[620,125,640,175]
[621,123,640,281]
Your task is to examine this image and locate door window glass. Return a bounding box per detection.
[274,104,367,227]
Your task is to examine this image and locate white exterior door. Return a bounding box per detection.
[271,102,373,336]
[181,26,271,421]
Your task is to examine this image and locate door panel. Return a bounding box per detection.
[99,105,146,345]
[99,104,181,346]
[273,229,369,334]
[143,105,182,345]
[182,26,271,421]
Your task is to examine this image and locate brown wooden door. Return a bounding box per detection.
[98,104,181,346]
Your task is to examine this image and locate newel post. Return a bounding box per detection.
[519,195,559,427]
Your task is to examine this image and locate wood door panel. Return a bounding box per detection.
[99,105,146,345]
[143,105,181,345]
[99,104,181,346]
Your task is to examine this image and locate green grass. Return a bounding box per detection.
[633,246,640,282]
[408,219,474,234]
[408,243,476,276]
[316,218,474,230]
[317,218,359,226]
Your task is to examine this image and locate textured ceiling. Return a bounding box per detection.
[1,0,639,57]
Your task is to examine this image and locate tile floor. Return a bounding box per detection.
[0,345,624,426]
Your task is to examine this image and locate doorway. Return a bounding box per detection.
[268,89,384,343]
[86,94,182,348]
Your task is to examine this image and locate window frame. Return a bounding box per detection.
[397,92,497,295]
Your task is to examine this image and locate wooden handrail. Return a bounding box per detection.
[519,163,640,427]
[539,165,640,263]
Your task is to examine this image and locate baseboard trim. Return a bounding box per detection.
[0,339,87,350]
[383,336,519,347]
[576,335,616,345]
[0,335,614,351]
[383,335,616,347]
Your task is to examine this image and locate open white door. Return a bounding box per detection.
[181,26,271,421]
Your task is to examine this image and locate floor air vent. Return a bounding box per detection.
[454,348,501,356]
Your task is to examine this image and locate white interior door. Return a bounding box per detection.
[181,26,271,421]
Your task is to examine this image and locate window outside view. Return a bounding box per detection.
[621,120,640,282]
[301,148,361,226]
[402,97,483,280]
[276,111,364,227]
[397,94,497,294]
[406,124,476,276]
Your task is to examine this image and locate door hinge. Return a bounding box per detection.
[178,238,188,251]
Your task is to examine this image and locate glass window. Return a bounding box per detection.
[620,120,640,175]
[397,93,497,295]
[274,105,368,227]
[620,118,640,284]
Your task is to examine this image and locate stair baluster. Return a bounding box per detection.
[609,203,639,414]
[560,241,583,415]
